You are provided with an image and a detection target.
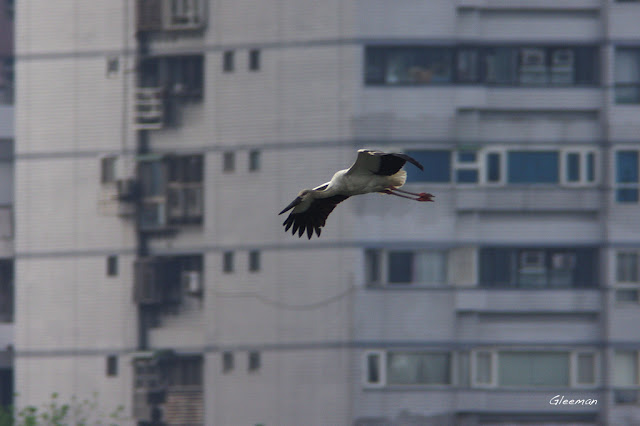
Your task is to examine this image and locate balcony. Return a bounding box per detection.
[135,88,165,130]
[454,186,602,212]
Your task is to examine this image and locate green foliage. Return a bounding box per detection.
[0,392,126,426]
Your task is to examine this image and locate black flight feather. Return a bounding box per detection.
[280,194,350,239]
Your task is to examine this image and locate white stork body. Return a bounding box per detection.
[279,149,434,239]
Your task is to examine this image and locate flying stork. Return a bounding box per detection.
[279,149,434,239]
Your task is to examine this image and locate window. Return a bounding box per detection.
[507,151,559,184]
[387,352,451,385]
[365,45,598,86]
[616,150,639,202]
[140,55,204,99]
[405,150,451,183]
[614,351,640,403]
[166,356,203,387]
[405,148,596,186]
[106,355,118,377]
[223,51,234,72]
[473,350,596,388]
[479,247,598,288]
[499,352,569,386]
[107,256,118,277]
[100,156,116,183]
[106,56,119,77]
[365,249,447,286]
[615,48,640,103]
[139,154,204,229]
[249,49,260,71]
[364,352,385,386]
[222,352,234,373]
[365,47,453,85]
[249,250,260,272]
[248,351,261,371]
[223,151,235,172]
[617,251,639,283]
[223,251,234,273]
[249,150,261,172]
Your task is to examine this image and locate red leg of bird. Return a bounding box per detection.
[385,187,435,202]
[383,188,434,202]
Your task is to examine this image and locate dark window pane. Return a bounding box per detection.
[223,252,234,273]
[223,51,234,72]
[616,289,640,302]
[573,47,598,85]
[249,251,260,272]
[456,169,478,183]
[487,153,501,183]
[485,48,518,84]
[365,47,386,84]
[567,153,580,182]
[457,49,479,82]
[222,352,234,373]
[479,248,514,288]
[586,152,595,182]
[106,355,118,377]
[616,151,639,183]
[406,150,451,182]
[617,188,639,203]
[107,256,118,277]
[248,351,261,371]
[367,354,380,383]
[365,249,380,283]
[457,152,476,163]
[388,251,413,283]
[249,49,260,71]
[507,151,559,184]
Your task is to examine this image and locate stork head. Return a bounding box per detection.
[278,189,313,215]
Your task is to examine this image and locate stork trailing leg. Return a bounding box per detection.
[382,187,434,202]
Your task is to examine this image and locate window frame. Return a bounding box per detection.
[614,148,640,203]
[470,349,597,389]
[405,147,598,187]
[364,248,448,287]
[363,350,453,388]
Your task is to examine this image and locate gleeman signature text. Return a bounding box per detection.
[549,395,598,406]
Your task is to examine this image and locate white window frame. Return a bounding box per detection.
[480,148,506,186]
[614,250,640,304]
[560,148,598,187]
[363,350,386,388]
[471,350,498,387]
[364,248,448,287]
[613,148,640,203]
[571,351,599,388]
[471,349,597,388]
[363,350,458,388]
[453,149,481,185]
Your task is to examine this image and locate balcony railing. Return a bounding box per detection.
[135,88,165,130]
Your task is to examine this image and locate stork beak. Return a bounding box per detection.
[279,196,303,215]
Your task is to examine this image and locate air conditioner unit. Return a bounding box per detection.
[520,251,545,269]
[182,271,203,295]
[116,178,137,202]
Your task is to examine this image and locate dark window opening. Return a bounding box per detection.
[248,351,261,371]
[223,51,234,72]
[222,352,234,373]
[140,55,204,99]
[223,252,234,273]
[249,49,260,71]
[107,255,118,277]
[106,355,118,377]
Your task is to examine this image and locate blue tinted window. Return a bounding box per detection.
[487,153,501,183]
[458,152,476,163]
[617,189,639,203]
[507,152,559,184]
[388,251,413,283]
[406,151,451,182]
[567,153,580,182]
[586,153,595,182]
[456,169,479,183]
[616,151,639,183]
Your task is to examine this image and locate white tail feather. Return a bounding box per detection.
[390,170,407,188]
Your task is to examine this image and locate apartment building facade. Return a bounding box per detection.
[0,0,13,412]
[13,0,640,425]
